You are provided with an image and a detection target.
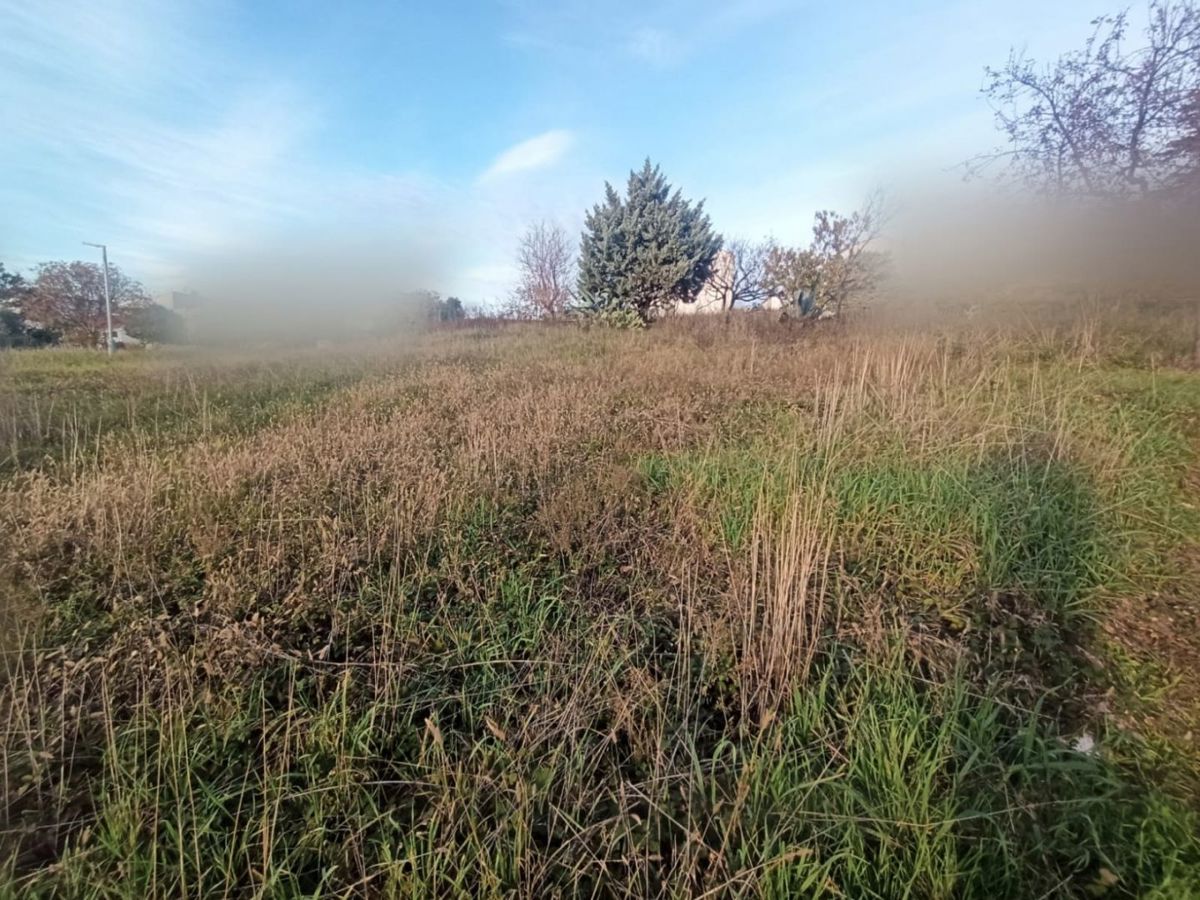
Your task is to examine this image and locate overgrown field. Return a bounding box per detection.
[2,312,1199,898]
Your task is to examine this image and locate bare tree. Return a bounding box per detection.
[26,260,150,346]
[1169,87,1200,197]
[974,0,1200,198]
[511,221,575,319]
[711,239,770,310]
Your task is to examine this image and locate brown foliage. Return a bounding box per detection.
[763,193,885,315]
[25,260,150,345]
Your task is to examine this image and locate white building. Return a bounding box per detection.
[673,249,735,316]
[671,250,803,316]
[157,290,205,315]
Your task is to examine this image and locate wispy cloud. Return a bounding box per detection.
[479,130,575,182]
[0,0,584,303]
[503,0,791,69]
[626,27,682,67]
[0,0,451,286]
[2,0,1102,306]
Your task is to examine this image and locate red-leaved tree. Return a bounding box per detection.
[26,260,150,346]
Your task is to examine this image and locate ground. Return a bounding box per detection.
[1,307,1198,898]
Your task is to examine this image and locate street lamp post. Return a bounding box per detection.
[83,242,114,355]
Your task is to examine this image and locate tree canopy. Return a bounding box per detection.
[578,160,722,322]
[0,262,57,348]
[762,194,886,317]
[25,260,150,346]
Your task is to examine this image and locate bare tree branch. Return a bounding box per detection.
[971,0,1200,198]
[705,239,770,310]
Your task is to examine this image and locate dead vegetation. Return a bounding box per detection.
[1,308,1198,897]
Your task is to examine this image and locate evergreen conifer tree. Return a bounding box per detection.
[578,160,721,321]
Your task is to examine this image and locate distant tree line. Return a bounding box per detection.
[0,260,474,350]
[0,263,56,348]
[8,0,1196,346]
[402,290,466,323]
[508,160,885,328]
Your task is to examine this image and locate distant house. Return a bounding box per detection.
[94,325,141,349]
[158,290,205,316]
[673,250,735,316]
[672,250,804,316]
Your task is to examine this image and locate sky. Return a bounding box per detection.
[0,0,1111,305]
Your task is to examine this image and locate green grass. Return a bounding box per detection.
[15,637,1199,898]
[0,347,375,474]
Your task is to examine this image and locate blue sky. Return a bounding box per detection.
[1,0,1106,303]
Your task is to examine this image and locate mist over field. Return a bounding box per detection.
[176,236,451,343]
[887,191,1200,303]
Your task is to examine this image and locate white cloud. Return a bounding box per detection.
[479,130,574,182]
